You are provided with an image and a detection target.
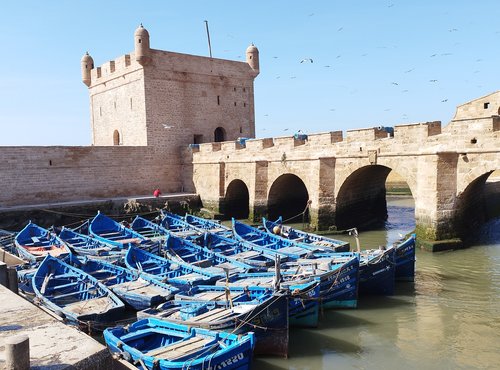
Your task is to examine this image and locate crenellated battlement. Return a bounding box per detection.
[90,53,139,82]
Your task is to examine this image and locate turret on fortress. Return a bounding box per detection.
[81,25,260,150]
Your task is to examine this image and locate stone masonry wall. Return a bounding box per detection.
[0,146,181,207]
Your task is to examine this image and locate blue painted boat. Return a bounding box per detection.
[263,217,351,252]
[165,233,262,274]
[174,286,289,357]
[394,234,416,281]
[161,213,280,268]
[69,256,179,310]
[160,211,205,239]
[104,318,255,370]
[32,255,124,330]
[215,275,321,327]
[15,222,71,263]
[130,215,173,243]
[89,212,159,253]
[232,219,352,259]
[358,247,396,295]
[183,213,234,238]
[58,227,122,257]
[125,246,223,289]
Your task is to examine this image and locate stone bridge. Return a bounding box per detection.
[189,94,500,245]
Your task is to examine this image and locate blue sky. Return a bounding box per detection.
[0,0,499,145]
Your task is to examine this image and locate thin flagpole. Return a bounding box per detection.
[204,20,212,58]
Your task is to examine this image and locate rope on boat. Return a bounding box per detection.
[281,199,312,224]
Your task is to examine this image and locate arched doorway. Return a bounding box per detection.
[268,174,309,223]
[214,127,226,142]
[113,130,120,145]
[223,180,249,219]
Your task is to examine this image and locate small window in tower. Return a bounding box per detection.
[217,96,220,105]
[138,39,142,44]
[130,98,133,110]
[233,87,236,92]
[243,87,246,92]
[243,102,247,107]
[113,130,120,146]
[99,107,102,117]
[240,127,242,134]
[114,101,116,110]
[484,102,490,109]
[193,134,203,144]
[249,56,252,60]
[234,102,237,106]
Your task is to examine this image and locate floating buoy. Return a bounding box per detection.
[273,226,281,235]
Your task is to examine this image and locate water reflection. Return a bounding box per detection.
[254,196,500,370]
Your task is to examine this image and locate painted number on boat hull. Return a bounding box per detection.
[207,353,244,369]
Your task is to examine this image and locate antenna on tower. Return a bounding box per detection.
[204,20,213,58]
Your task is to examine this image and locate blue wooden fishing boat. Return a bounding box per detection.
[183,213,234,238]
[69,256,179,310]
[160,211,205,239]
[165,233,262,274]
[215,274,321,327]
[125,246,223,289]
[58,227,122,257]
[15,222,71,263]
[358,246,396,295]
[234,220,398,297]
[130,215,172,242]
[232,219,351,259]
[263,217,351,252]
[32,255,124,331]
[174,286,289,357]
[104,318,255,370]
[89,212,159,253]
[394,234,416,281]
[161,213,280,268]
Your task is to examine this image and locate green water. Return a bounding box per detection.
[254,196,500,370]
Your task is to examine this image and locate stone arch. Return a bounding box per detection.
[214,127,226,142]
[454,169,499,239]
[113,130,120,145]
[268,174,309,223]
[223,179,249,219]
[335,165,394,229]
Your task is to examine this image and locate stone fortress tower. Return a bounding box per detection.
[81,24,260,151]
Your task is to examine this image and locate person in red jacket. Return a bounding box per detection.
[153,188,161,198]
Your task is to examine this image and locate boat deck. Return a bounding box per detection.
[145,335,214,361]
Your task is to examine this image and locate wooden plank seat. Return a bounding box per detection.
[145,336,214,361]
[190,307,236,323]
[113,280,166,295]
[173,273,204,282]
[52,288,100,300]
[49,281,82,292]
[64,296,113,314]
[190,290,243,301]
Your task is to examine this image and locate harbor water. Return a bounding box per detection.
[254,196,500,370]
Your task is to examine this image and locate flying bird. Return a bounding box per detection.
[338,27,343,32]
[324,65,331,68]
[429,79,438,82]
[441,99,448,102]
[300,58,313,63]
[402,89,409,93]
[405,68,414,73]
[430,54,437,57]
[391,82,399,86]
[448,28,458,32]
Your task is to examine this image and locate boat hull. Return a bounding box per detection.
[104,318,255,370]
[359,248,396,295]
[395,235,416,282]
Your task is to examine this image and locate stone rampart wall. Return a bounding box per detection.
[0,146,181,207]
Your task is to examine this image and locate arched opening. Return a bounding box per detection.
[223,180,249,220]
[455,170,500,241]
[113,130,120,145]
[268,174,309,223]
[336,165,413,230]
[214,127,226,142]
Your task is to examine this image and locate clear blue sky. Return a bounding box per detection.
[1,0,499,145]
